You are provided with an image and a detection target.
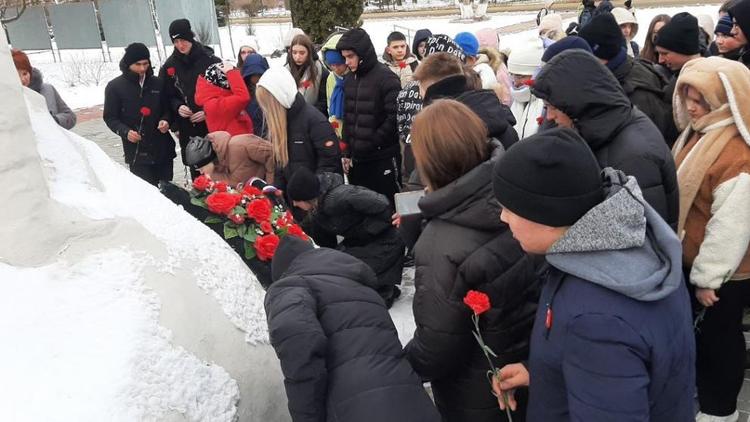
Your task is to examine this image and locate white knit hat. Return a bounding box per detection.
[257,68,298,109]
[611,7,639,37]
[697,14,715,42]
[284,27,305,48]
[507,39,544,76]
[539,14,564,41]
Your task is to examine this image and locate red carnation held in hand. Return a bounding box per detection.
[206,192,239,216]
[287,224,308,241]
[255,234,280,261]
[214,181,229,193]
[167,67,176,77]
[193,174,212,192]
[140,106,152,117]
[463,290,491,316]
[246,198,272,223]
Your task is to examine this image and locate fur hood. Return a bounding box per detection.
[673,56,750,146]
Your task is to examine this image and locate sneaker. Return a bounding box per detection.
[695,410,739,422]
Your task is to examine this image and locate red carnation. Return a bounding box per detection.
[536,116,544,126]
[523,79,535,87]
[302,80,312,89]
[242,185,263,197]
[167,67,176,77]
[287,224,308,241]
[254,234,280,261]
[140,106,152,117]
[206,192,239,215]
[339,141,348,152]
[331,121,340,129]
[398,61,407,69]
[463,290,491,316]
[246,197,272,223]
[193,174,212,192]
[214,181,229,192]
[229,214,245,225]
[260,220,273,234]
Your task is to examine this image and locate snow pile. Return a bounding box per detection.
[0,249,239,421]
[28,89,271,345]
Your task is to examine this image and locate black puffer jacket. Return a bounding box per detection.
[532,50,679,229]
[158,42,221,159]
[266,243,440,422]
[275,94,343,192]
[423,75,519,150]
[313,173,391,240]
[610,56,672,141]
[104,60,176,165]
[337,28,402,162]
[405,141,540,422]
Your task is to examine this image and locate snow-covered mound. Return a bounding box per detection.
[0,35,289,421]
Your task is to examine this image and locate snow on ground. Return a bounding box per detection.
[0,249,238,421]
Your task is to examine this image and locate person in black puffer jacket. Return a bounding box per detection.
[266,236,441,422]
[336,28,403,208]
[578,13,673,140]
[286,168,404,306]
[404,99,540,422]
[158,19,221,179]
[255,68,342,247]
[104,43,176,186]
[532,49,679,230]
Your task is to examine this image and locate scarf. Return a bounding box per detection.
[672,104,737,235]
[329,75,345,120]
[511,85,531,104]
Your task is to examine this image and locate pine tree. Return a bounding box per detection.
[289,0,363,44]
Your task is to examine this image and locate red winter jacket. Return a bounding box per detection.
[195,69,253,136]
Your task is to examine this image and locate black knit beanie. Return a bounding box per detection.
[730,0,750,40]
[271,235,314,282]
[655,12,700,55]
[578,13,626,60]
[169,19,195,43]
[492,127,604,227]
[121,43,150,68]
[287,167,321,202]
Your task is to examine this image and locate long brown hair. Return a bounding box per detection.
[641,14,671,63]
[256,86,289,167]
[411,99,489,191]
[286,34,319,88]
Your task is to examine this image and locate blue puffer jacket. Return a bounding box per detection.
[241,54,269,137]
[527,170,695,421]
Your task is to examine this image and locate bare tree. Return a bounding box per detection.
[1,0,27,24]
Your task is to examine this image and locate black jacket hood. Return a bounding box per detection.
[532,49,632,149]
[423,74,468,105]
[336,28,378,75]
[280,246,380,290]
[457,89,518,147]
[412,29,433,59]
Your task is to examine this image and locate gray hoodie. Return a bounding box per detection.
[546,168,683,301]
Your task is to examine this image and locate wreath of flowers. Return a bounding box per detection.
[190,175,309,262]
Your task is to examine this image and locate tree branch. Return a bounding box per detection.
[1,0,27,25]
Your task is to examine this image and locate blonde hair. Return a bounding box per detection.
[411,99,489,190]
[256,86,289,167]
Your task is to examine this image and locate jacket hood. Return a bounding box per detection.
[172,42,214,64]
[317,172,345,197]
[423,74,468,105]
[419,140,505,230]
[546,168,683,301]
[457,89,517,139]
[279,246,380,290]
[241,54,269,78]
[381,49,417,65]
[321,32,345,71]
[336,28,378,75]
[532,49,632,149]
[208,131,231,164]
[29,68,44,93]
[673,56,750,144]
[614,56,665,97]
[412,29,433,58]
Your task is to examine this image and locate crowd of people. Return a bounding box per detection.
[11,1,750,420]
